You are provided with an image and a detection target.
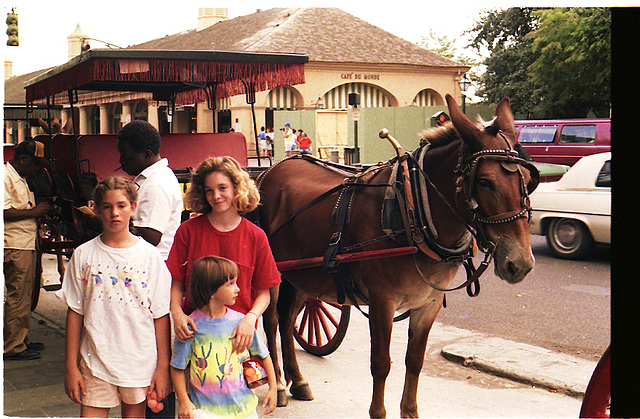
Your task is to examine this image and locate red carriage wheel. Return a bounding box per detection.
[580,345,610,418]
[293,298,350,356]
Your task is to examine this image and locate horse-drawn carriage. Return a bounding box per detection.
[17,48,306,308]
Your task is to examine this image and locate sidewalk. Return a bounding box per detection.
[3,289,592,418]
[3,255,592,417]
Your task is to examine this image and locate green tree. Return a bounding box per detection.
[467,8,541,117]
[527,8,611,118]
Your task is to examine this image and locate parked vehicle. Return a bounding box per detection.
[514,118,610,167]
[514,143,569,182]
[529,152,611,259]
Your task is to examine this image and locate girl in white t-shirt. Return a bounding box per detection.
[61,177,172,418]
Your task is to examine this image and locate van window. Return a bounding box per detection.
[560,125,597,144]
[518,125,557,143]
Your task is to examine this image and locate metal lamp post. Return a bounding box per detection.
[459,73,471,114]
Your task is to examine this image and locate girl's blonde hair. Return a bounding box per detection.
[189,256,239,309]
[184,156,260,214]
[92,176,138,206]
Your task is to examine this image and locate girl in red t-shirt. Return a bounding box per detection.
[166,156,280,353]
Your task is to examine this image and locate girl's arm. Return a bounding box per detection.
[149,314,172,401]
[260,354,278,415]
[64,308,86,404]
[171,366,196,419]
[171,279,198,342]
[230,288,270,354]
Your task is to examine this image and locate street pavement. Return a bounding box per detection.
[3,255,593,418]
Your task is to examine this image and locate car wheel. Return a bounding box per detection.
[546,218,594,259]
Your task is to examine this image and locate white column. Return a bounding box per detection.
[147,102,160,130]
[99,104,111,134]
[121,101,133,127]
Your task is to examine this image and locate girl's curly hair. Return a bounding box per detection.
[184,156,260,214]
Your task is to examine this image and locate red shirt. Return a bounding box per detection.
[298,137,312,149]
[166,215,280,314]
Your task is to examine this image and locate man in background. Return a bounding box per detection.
[4,140,51,360]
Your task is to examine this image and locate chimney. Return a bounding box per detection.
[68,23,88,59]
[4,56,12,80]
[197,7,228,31]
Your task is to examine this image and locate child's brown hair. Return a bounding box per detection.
[92,176,138,206]
[189,256,239,309]
[184,156,260,214]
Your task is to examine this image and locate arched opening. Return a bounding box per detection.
[321,83,395,109]
[412,89,444,106]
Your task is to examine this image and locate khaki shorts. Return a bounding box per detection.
[79,359,148,408]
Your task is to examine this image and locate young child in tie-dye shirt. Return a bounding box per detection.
[170,256,277,418]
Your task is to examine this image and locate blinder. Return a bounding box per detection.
[456,145,539,252]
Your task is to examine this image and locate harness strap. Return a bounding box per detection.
[323,179,359,303]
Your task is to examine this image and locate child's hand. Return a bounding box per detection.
[230,314,256,354]
[64,366,86,404]
[173,310,198,342]
[147,389,164,413]
[262,385,278,414]
[177,399,196,419]
[149,366,172,401]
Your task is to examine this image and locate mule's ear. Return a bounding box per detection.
[493,97,516,141]
[446,93,482,148]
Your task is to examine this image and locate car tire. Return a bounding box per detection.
[546,218,594,259]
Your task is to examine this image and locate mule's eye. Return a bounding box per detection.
[477,178,493,190]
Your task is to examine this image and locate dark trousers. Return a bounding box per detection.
[145,392,175,418]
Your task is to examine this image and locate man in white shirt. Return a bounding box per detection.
[117,121,182,259]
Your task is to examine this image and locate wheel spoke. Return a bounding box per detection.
[319,302,340,328]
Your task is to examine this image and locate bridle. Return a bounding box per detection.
[453,131,540,253]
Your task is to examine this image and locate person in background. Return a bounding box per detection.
[171,256,277,418]
[265,128,275,158]
[282,123,294,157]
[117,120,182,261]
[4,140,51,361]
[257,126,268,157]
[297,131,312,156]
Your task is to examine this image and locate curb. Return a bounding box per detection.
[441,335,597,398]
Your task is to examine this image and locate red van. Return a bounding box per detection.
[514,118,610,167]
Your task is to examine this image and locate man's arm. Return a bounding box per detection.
[135,226,163,247]
[4,201,50,221]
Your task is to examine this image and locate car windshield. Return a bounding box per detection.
[595,160,611,187]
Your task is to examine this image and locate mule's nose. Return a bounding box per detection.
[505,259,533,283]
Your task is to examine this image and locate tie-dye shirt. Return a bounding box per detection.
[171,308,269,418]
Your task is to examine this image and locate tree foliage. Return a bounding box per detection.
[528,8,611,118]
[468,7,611,118]
[467,8,541,117]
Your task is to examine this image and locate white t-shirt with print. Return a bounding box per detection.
[61,236,171,387]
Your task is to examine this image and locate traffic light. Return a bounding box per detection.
[6,9,18,47]
[430,111,450,127]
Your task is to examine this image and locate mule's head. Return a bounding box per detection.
[446,94,537,284]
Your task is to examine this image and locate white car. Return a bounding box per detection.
[529,152,611,259]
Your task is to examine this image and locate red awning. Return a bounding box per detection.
[25,49,307,105]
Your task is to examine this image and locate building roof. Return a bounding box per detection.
[4,68,53,104]
[132,7,463,68]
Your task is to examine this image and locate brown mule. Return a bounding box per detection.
[259,95,536,417]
